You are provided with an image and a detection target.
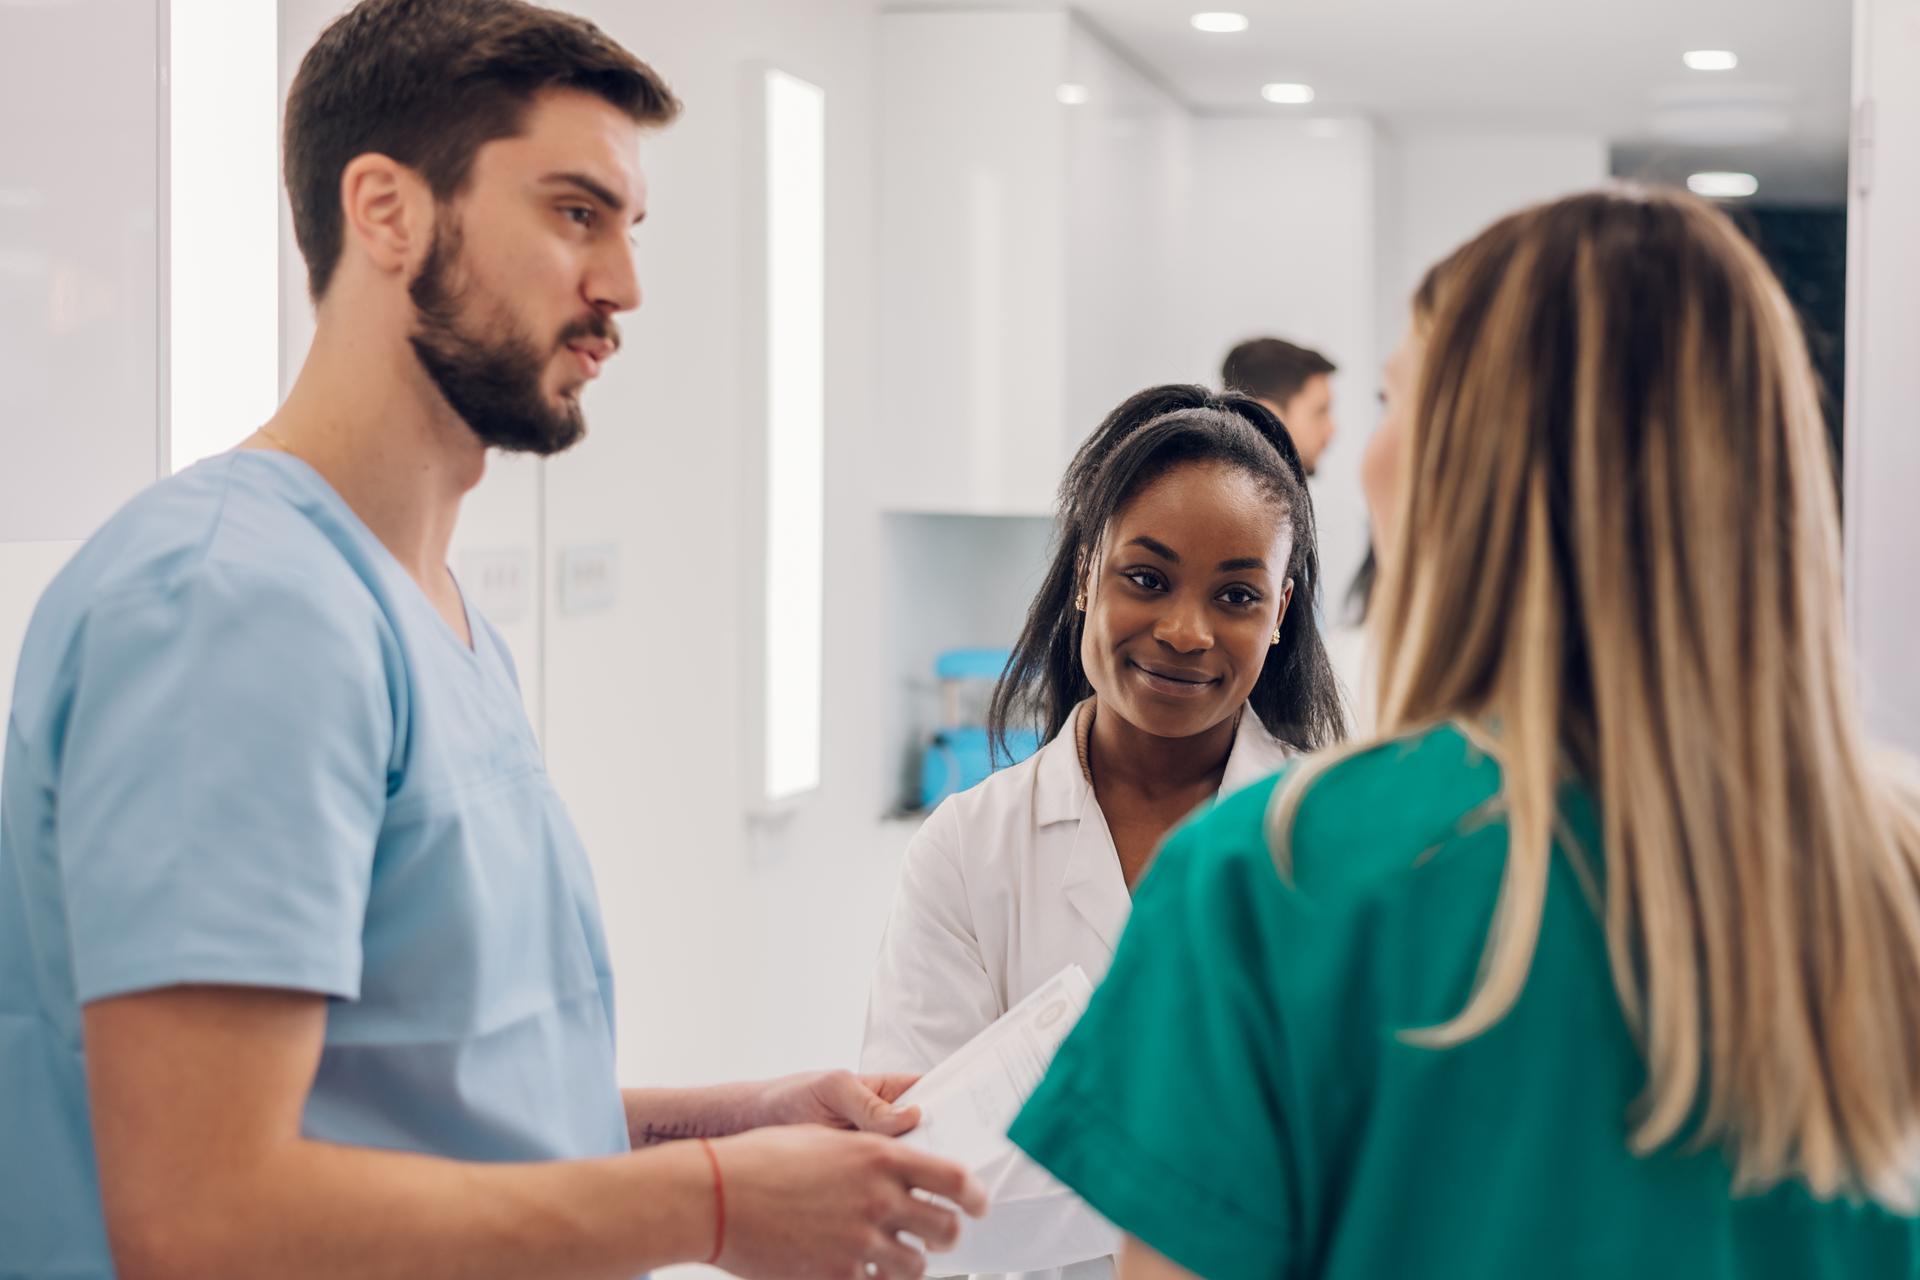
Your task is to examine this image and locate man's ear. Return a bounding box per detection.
[336,153,437,282]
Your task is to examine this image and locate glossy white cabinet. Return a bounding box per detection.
[878,10,1192,516]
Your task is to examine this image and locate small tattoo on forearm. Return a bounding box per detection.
[636,1121,720,1146]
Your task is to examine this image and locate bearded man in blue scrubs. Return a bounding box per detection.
[0,2,983,1277]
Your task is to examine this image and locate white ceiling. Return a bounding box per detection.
[887,0,1854,203]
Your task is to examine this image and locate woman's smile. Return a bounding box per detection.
[1127,657,1222,698]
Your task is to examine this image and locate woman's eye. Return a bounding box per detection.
[1122,568,1164,592]
[1220,586,1261,607]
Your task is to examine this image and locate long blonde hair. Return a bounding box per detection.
[1275,188,1920,1207]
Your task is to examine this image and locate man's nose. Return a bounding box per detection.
[588,237,642,314]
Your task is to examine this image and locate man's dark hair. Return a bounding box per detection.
[1220,337,1337,407]
[284,0,680,301]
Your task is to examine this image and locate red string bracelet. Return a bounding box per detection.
[697,1137,726,1266]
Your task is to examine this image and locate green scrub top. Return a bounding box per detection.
[1010,723,1917,1280]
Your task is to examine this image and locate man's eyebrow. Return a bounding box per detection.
[540,171,644,223]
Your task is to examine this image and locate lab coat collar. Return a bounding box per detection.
[1034,698,1293,826]
[1033,705,1095,828]
[1041,699,1295,955]
[1219,703,1295,794]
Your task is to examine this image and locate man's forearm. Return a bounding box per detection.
[621,1081,768,1147]
[114,1136,713,1280]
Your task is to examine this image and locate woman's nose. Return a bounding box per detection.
[1153,599,1212,653]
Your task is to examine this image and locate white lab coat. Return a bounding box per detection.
[861,702,1293,1280]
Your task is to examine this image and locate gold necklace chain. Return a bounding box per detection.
[256,425,298,456]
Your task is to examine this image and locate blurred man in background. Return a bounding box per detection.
[1221,337,1338,474]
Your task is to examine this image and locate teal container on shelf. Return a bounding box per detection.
[917,648,1040,809]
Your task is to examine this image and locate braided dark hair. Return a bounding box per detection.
[988,384,1347,761]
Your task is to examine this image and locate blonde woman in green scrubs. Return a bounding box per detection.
[1010,187,1920,1280]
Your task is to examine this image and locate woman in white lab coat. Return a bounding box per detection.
[863,385,1347,1280]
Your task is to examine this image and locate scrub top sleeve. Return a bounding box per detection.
[861,798,1002,1075]
[1009,810,1299,1280]
[58,565,393,1005]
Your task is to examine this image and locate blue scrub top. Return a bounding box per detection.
[0,450,628,1277]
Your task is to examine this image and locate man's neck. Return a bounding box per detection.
[253,320,487,585]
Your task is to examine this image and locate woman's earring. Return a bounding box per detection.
[1075,591,1088,611]
[1270,628,1281,645]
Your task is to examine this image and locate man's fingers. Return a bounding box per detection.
[863,1073,921,1104]
[834,1073,918,1136]
[888,1148,989,1217]
[866,1231,927,1280]
[885,1193,962,1251]
[862,1101,920,1137]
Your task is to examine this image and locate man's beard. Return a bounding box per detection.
[407,218,613,457]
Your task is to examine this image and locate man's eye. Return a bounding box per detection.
[564,206,596,228]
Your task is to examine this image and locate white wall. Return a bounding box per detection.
[1184,117,1383,603]
[1381,130,1610,353]
[531,0,903,1091]
[0,0,163,739]
[1846,0,1920,755]
[278,2,335,381]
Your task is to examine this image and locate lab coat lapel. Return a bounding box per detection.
[1033,705,1132,957]
[1221,707,1295,794]
[1046,702,1289,959]
[1060,792,1131,958]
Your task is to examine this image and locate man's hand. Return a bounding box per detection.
[753,1069,925,1137]
[711,1125,988,1280]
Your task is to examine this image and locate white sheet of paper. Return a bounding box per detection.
[895,964,1095,1171]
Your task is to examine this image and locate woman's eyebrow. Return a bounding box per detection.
[1124,535,1180,562]
[1216,557,1266,572]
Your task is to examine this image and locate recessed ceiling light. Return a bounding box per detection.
[1191,12,1250,34]
[1683,49,1738,71]
[1687,171,1758,198]
[1055,83,1089,106]
[1261,82,1316,105]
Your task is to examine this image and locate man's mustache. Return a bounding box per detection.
[558,313,620,355]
